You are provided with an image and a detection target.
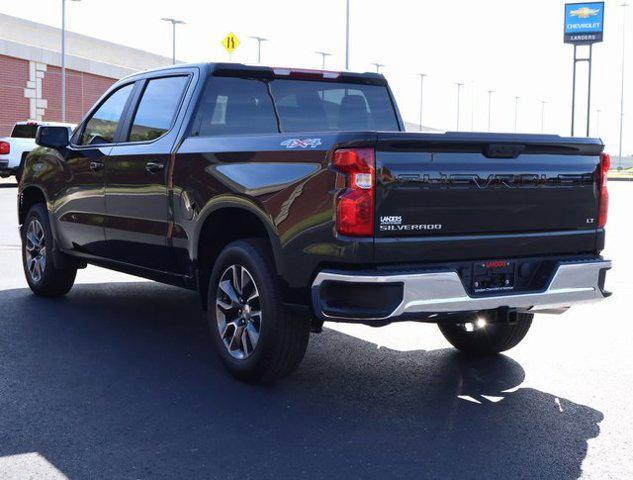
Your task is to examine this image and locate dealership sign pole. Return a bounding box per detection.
[565,2,605,137]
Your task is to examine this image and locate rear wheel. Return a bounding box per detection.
[22,203,76,297]
[438,311,533,355]
[207,239,310,382]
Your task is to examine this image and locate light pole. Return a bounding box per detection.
[371,63,384,73]
[456,83,464,131]
[514,96,520,133]
[470,82,476,131]
[315,51,332,69]
[618,2,629,170]
[61,0,81,123]
[345,0,350,70]
[161,17,185,65]
[417,73,427,131]
[487,90,494,132]
[250,36,269,64]
[541,100,548,133]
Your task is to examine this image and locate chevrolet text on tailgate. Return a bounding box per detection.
[18,63,611,382]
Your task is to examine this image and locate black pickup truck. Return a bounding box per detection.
[19,63,611,381]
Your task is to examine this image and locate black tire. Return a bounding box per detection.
[206,239,310,382]
[438,312,533,355]
[22,203,76,297]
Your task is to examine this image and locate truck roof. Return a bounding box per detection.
[14,120,76,128]
[122,62,389,86]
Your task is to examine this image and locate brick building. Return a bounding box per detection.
[0,13,173,136]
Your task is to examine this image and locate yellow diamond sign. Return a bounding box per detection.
[221,32,240,54]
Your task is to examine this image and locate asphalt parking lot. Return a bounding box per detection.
[0,178,631,479]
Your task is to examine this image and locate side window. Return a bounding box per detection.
[79,83,134,145]
[191,77,278,136]
[128,76,189,142]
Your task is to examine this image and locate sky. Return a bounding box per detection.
[0,0,630,155]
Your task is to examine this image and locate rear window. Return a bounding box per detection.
[269,79,399,132]
[191,76,400,137]
[11,124,38,138]
[191,77,278,137]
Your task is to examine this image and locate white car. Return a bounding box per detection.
[0,121,75,182]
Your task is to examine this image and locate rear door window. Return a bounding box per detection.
[191,77,278,136]
[269,79,399,132]
[128,76,189,142]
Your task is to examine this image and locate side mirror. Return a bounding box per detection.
[36,126,69,149]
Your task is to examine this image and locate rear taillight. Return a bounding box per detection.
[0,141,9,155]
[598,153,610,228]
[333,148,375,236]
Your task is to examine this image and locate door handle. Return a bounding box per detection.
[89,161,104,172]
[145,161,165,173]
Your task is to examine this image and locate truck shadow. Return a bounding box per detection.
[0,282,602,480]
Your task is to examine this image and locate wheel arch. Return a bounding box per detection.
[18,185,49,227]
[194,197,286,305]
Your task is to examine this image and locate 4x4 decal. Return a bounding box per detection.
[281,138,322,149]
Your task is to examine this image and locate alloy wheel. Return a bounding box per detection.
[25,218,46,283]
[215,264,262,360]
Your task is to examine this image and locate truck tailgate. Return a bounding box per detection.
[375,133,603,237]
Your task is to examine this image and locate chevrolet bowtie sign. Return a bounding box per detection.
[564,2,605,44]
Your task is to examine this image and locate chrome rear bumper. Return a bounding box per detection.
[312,259,611,322]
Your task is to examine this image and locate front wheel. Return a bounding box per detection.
[22,203,76,297]
[438,311,533,355]
[207,239,310,382]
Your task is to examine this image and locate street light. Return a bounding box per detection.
[315,51,332,69]
[541,100,548,133]
[345,0,350,70]
[514,96,520,133]
[61,0,81,123]
[161,17,185,65]
[417,73,427,132]
[618,2,629,170]
[470,82,476,131]
[487,90,494,132]
[456,83,464,131]
[250,36,269,64]
[371,62,384,73]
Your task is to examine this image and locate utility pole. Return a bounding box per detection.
[618,3,629,170]
[250,36,268,64]
[470,83,475,131]
[161,17,185,65]
[61,0,81,123]
[514,96,520,133]
[541,100,548,133]
[345,0,350,70]
[487,90,494,132]
[456,83,464,131]
[371,63,384,73]
[315,51,332,69]
[417,73,427,132]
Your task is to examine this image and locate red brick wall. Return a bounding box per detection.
[0,53,117,136]
[0,55,31,136]
[42,66,116,125]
